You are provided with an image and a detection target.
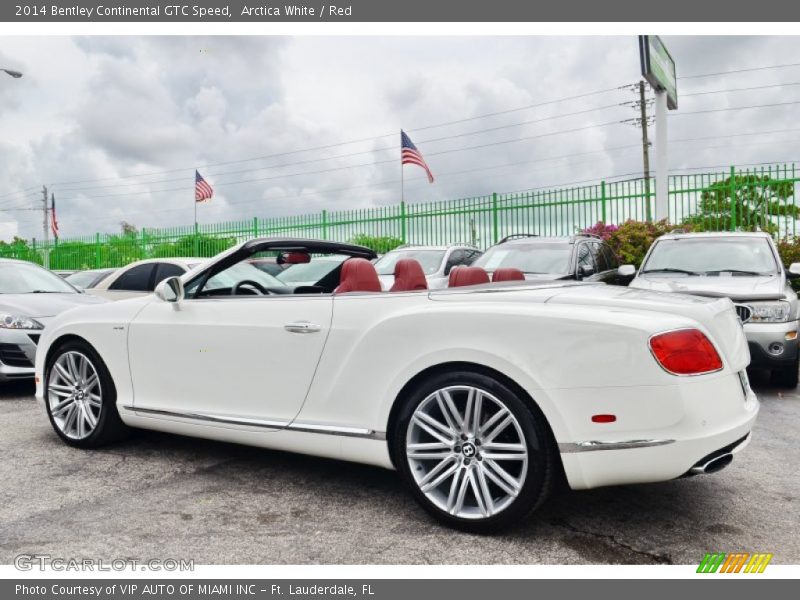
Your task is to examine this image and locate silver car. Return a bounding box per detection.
[374,244,482,290]
[627,231,800,387]
[0,259,107,382]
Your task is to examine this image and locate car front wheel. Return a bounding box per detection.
[394,371,556,532]
[45,340,129,448]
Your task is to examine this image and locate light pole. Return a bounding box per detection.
[1,69,23,78]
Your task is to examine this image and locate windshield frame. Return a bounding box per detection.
[641,236,781,277]
[472,242,573,275]
[0,261,80,295]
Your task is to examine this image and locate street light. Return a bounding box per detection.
[1,69,23,78]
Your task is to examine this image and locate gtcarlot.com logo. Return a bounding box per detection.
[14,554,194,572]
[697,552,773,573]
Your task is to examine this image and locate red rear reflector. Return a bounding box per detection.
[591,414,616,423]
[649,329,723,375]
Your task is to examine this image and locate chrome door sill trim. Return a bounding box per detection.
[122,405,386,441]
[558,439,675,453]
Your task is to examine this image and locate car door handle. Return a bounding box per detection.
[284,321,322,334]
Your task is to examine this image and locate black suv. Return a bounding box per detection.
[471,233,625,285]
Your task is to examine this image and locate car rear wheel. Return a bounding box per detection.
[394,370,556,532]
[45,340,129,448]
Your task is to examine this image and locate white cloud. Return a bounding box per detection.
[0,35,798,240]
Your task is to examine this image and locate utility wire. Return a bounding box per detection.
[680,62,800,80]
[51,102,630,194]
[43,83,632,188]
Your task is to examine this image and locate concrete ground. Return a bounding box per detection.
[1,372,797,565]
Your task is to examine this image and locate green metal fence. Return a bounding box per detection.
[2,162,797,270]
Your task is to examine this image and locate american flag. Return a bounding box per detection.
[401,130,434,183]
[195,170,213,202]
[50,194,59,239]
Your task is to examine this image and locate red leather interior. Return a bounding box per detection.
[390,259,428,292]
[492,267,525,282]
[448,266,490,287]
[334,258,382,293]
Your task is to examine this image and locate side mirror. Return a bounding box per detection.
[577,265,595,279]
[154,276,184,303]
[618,264,636,278]
[788,263,800,279]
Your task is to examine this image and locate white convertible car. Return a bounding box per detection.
[35,238,759,532]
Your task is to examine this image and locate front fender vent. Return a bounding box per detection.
[734,303,752,324]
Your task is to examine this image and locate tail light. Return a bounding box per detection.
[649,329,723,375]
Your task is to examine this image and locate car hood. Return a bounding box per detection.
[0,293,108,319]
[630,274,786,301]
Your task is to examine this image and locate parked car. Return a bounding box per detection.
[0,258,106,382]
[627,231,800,387]
[64,268,117,290]
[86,258,208,301]
[35,238,758,532]
[373,244,482,289]
[472,234,624,284]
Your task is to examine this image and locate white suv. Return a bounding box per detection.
[373,244,482,290]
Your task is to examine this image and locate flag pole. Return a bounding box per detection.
[193,169,198,256]
[400,130,404,205]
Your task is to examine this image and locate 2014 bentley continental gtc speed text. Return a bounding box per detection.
[35,238,759,532]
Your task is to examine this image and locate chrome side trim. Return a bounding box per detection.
[121,405,386,441]
[558,439,675,453]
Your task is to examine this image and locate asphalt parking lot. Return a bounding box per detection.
[1,372,798,566]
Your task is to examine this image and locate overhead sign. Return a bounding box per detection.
[639,35,677,109]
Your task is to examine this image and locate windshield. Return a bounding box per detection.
[473,243,571,274]
[374,250,446,276]
[643,237,779,275]
[203,262,285,292]
[65,270,112,289]
[277,256,347,284]
[0,262,77,294]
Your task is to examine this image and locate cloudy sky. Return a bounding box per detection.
[0,35,798,241]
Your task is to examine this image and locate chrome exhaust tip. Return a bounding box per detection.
[689,453,733,475]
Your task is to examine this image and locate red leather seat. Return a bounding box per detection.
[448,266,490,287]
[334,258,382,293]
[492,267,525,282]
[390,259,428,292]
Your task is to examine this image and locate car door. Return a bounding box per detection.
[599,244,621,284]
[591,242,615,283]
[575,242,600,281]
[127,293,333,427]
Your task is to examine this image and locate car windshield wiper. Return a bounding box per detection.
[704,269,770,276]
[641,268,701,276]
[30,290,62,293]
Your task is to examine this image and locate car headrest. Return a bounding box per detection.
[492,267,525,282]
[448,266,490,287]
[390,258,428,292]
[334,258,382,294]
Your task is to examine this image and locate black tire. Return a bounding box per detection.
[772,358,799,388]
[44,339,130,448]
[393,369,557,533]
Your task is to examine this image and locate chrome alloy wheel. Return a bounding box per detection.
[47,351,102,440]
[405,385,529,520]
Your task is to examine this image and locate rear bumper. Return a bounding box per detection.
[557,370,759,490]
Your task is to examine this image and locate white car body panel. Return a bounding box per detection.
[35,274,758,489]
